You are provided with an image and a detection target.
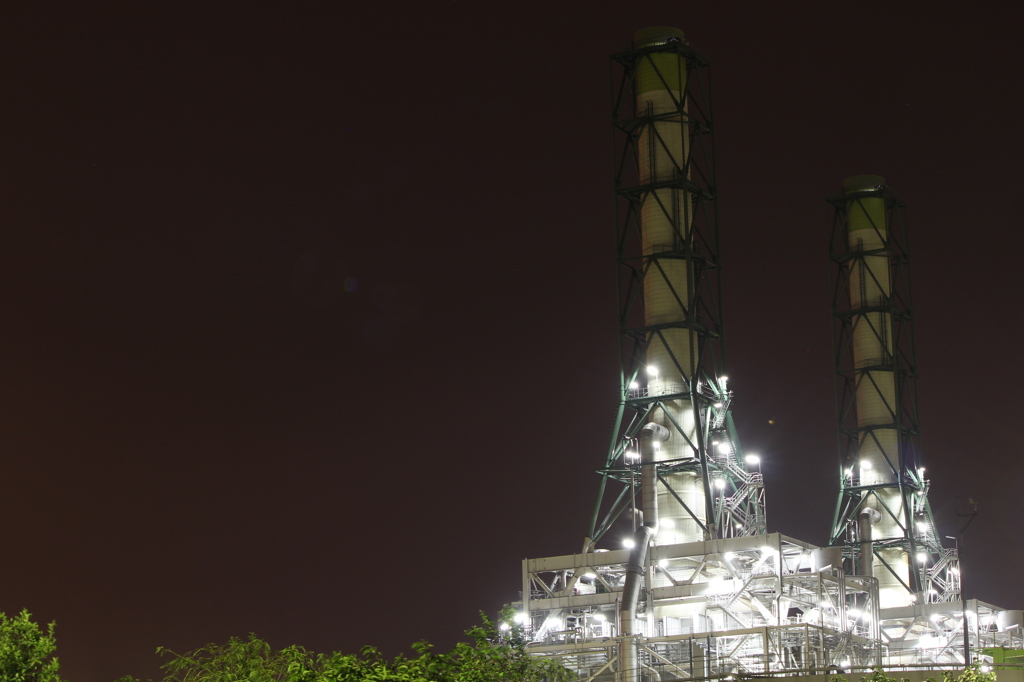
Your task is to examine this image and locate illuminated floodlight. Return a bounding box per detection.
[629,381,639,389]
[625,450,639,460]
[745,454,760,465]
[592,613,606,622]
[623,538,635,549]
[734,523,742,529]
[916,522,928,533]
[860,460,872,470]
[848,609,862,619]
[714,402,723,408]
[846,468,854,476]
[918,467,926,475]
[917,552,928,563]
[840,660,850,669]
[707,577,732,595]
[716,442,732,452]
[653,441,661,450]
[646,365,659,377]
[660,518,675,529]
[761,546,776,556]
[721,376,728,384]
[723,552,735,561]
[514,612,528,624]
[930,613,941,622]
[658,558,669,568]
[714,478,726,490]
[499,622,510,632]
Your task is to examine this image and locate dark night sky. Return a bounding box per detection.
[2,3,1023,681]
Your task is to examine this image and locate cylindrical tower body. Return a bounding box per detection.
[635,26,705,546]
[843,174,910,607]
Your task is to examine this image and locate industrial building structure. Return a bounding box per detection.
[509,27,1022,682]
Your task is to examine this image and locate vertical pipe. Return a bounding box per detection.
[858,507,881,577]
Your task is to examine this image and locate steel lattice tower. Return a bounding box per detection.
[584,29,765,552]
[827,177,959,606]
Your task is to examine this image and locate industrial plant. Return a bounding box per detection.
[509,27,1022,682]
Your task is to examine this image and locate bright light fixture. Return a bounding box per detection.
[514,612,528,624]
[658,559,669,568]
[723,552,735,560]
[916,522,928,533]
[714,478,726,489]
[917,552,928,563]
[592,613,606,622]
[860,460,872,470]
[499,622,510,632]
[623,538,635,549]
[629,381,639,389]
[714,402,723,408]
[660,518,675,529]
[745,454,760,465]
[646,365,659,377]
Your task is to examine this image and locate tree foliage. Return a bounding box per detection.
[121,607,570,682]
[0,609,63,682]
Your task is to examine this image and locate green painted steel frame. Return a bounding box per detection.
[826,186,958,602]
[585,38,766,549]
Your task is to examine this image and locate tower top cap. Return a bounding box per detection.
[843,175,886,194]
[634,27,685,48]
